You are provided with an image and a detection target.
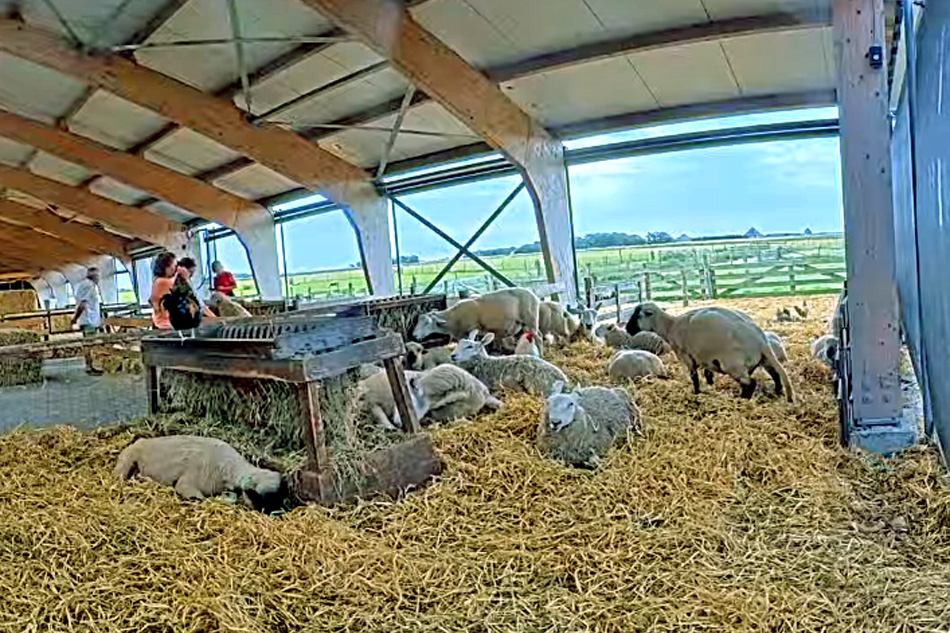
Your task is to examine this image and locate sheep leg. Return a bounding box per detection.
[765,365,784,397]
[739,377,757,399]
[688,366,701,394]
[704,369,715,386]
[428,391,469,411]
[371,406,398,431]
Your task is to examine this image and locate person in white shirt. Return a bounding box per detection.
[71,267,103,376]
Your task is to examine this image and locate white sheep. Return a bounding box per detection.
[763,331,788,363]
[607,350,665,380]
[451,331,568,395]
[358,370,431,430]
[207,292,251,318]
[811,334,839,368]
[537,381,641,468]
[420,364,502,423]
[412,288,541,352]
[514,331,540,357]
[566,304,600,342]
[602,324,670,355]
[539,300,571,344]
[113,435,286,512]
[405,341,453,371]
[626,302,793,402]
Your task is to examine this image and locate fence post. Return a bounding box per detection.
[637,279,644,303]
[584,275,594,308]
[614,283,621,322]
[709,268,718,299]
[411,275,417,295]
[643,272,652,300]
[788,264,796,294]
[702,253,713,299]
[681,269,689,306]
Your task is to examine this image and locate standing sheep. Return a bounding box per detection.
[626,302,793,402]
[420,364,502,422]
[537,381,641,468]
[763,331,788,363]
[539,300,571,344]
[114,435,287,513]
[412,288,541,353]
[607,350,665,380]
[451,331,568,395]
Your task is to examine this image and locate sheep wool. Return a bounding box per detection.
[451,332,568,396]
[608,350,665,380]
[420,364,501,422]
[763,331,788,363]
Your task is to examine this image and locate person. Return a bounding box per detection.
[71,267,103,375]
[149,252,178,330]
[211,261,237,297]
[177,258,216,321]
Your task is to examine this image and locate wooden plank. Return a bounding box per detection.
[272,315,378,359]
[297,381,329,472]
[0,329,148,359]
[0,199,130,262]
[384,356,419,433]
[302,334,405,381]
[146,365,160,414]
[140,346,307,382]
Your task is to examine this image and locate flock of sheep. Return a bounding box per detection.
[113,287,845,512]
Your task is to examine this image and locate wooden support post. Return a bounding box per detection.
[614,283,621,322]
[681,269,689,306]
[833,0,905,443]
[637,279,644,303]
[146,366,160,414]
[297,381,329,472]
[384,356,419,433]
[709,268,718,299]
[789,264,797,294]
[584,276,594,308]
[643,272,652,300]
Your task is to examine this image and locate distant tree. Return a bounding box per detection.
[646,231,674,244]
[804,227,813,235]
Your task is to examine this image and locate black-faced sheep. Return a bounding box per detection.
[607,350,665,380]
[114,435,287,513]
[536,381,641,468]
[451,331,568,395]
[626,302,793,402]
[412,288,541,352]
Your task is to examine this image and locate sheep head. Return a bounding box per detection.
[545,381,583,432]
[625,302,663,335]
[451,331,492,363]
[412,313,448,340]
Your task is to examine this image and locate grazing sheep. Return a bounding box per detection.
[451,331,568,395]
[626,302,793,402]
[405,341,453,371]
[207,291,251,318]
[412,288,542,353]
[811,334,839,368]
[607,350,665,380]
[114,435,287,513]
[763,331,788,363]
[420,364,502,423]
[514,331,540,357]
[539,300,571,344]
[358,370,431,430]
[537,381,641,468]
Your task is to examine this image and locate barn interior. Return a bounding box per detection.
[0,0,947,629]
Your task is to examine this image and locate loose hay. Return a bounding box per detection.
[89,344,143,374]
[2,294,950,631]
[0,329,43,386]
[0,327,41,347]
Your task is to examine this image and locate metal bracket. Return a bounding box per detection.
[868,45,884,69]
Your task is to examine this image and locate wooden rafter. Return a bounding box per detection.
[0,163,181,244]
[0,219,101,264]
[0,230,83,272]
[0,198,130,261]
[0,19,381,211]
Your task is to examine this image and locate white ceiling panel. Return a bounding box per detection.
[18,0,169,49]
[145,128,243,177]
[89,177,151,206]
[724,27,833,95]
[411,0,517,67]
[135,0,333,93]
[501,56,658,126]
[245,42,384,116]
[147,200,197,223]
[0,137,33,167]
[276,68,411,128]
[67,90,170,151]
[28,152,93,186]
[701,0,824,20]
[213,164,298,200]
[630,40,740,107]
[0,53,87,123]
[582,0,709,38]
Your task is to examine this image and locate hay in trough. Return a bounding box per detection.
[3,294,950,631]
[0,327,41,347]
[89,344,143,374]
[0,328,43,386]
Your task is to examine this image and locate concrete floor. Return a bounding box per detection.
[0,358,146,433]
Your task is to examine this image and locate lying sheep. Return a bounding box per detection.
[537,381,641,468]
[358,370,430,430]
[207,292,251,318]
[514,331,540,357]
[405,341,453,371]
[114,435,287,513]
[763,331,788,363]
[603,324,670,355]
[539,300,571,344]
[607,350,665,380]
[811,334,839,368]
[421,364,502,423]
[626,302,793,402]
[412,288,541,353]
[451,331,568,395]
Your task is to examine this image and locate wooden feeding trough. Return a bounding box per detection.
[140,311,443,505]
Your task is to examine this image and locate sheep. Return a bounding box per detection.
[113,435,287,513]
[514,331,540,357]
[602,324,671,355]
[811,334,839,368]
[451,330,569,395]
[539,300,571,344]
[566,304,600,342]
[412,288,542,353]
[405,341,453,371]
[626,302,794,402]
[763,331,788,363]
[207,291,251,318]
[536,381,641,468]
[607,350,665,380]
[775,307,795,322]
[358,370,431,430]
[793,300,809,319]
[420,364,502,423]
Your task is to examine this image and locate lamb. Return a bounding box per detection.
[603,324,671,355]
[626,301,794,402]
[793,300,809,319]
[607,350,665,380]
[207,291,251,318]
[451,331,569,395]
[514,331,540,357]
[536,381,641,468]
[811,334,839,368]
[763,331,788,363]
[420,364,502,423]
[566,304,600,342]
[405,341,453,371]
[358,370,431,430]
[113,435,287,513]
[412,287,541,352]
[539,300,571,344]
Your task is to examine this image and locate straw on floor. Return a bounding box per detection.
[0,294,949,632]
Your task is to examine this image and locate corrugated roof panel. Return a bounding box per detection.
[723,27,833,96]
[67,90,170,151]
[89,177,152,206]
[135,0,332,93]
[0,52,87,123]
[28,152,93,186]
[18,0,170,49]
[501,56,658,126]
[213,163,298,200]
[144,128,243,176]
[629,40,740,107]
[275,67,411,127]
[244,42,384,116]
[147,200,197,223]
[0,137,33,167]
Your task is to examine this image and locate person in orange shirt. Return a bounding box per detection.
[149,251,178,330]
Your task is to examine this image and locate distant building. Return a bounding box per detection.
[744,227,763,238]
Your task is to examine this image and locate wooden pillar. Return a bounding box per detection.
[833,0,905,442]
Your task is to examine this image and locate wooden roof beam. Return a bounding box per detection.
[0,220,102,266]
[0,230,84,272]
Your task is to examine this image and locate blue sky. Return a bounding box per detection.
[213,107,843,276]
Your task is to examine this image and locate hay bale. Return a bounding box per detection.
[0,289,37,315]
[0,328,41,347]
[90,345,143,374]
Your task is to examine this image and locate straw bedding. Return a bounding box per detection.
[1,294,949,631]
